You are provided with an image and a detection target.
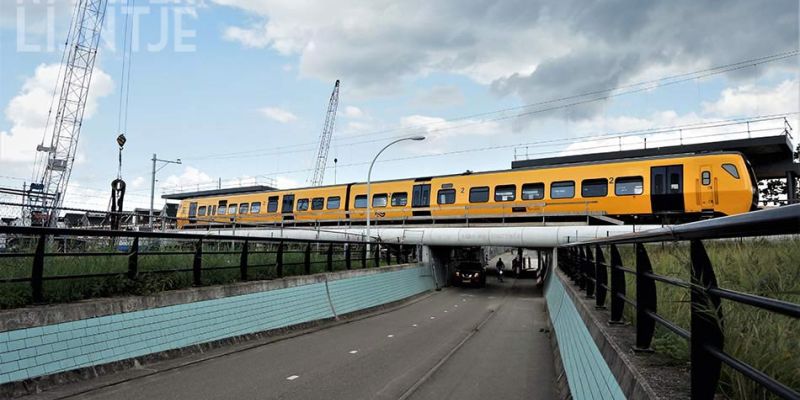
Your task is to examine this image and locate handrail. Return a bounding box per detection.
[565,203,800,245]
[0,226,417,307]
[556,204,800,400]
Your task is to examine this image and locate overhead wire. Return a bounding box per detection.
[181,50,799,162]
[156,113,793,190]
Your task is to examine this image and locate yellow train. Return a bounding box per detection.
[175,152,758,228]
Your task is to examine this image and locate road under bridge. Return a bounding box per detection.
[28,275,554,400]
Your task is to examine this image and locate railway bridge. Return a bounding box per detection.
[0,205,797,399]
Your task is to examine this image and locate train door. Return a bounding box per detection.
[650,165,684,213]
[412,184,431,217]
[698,165,714,210]
[187,202,198,224]
[282,194,295,221]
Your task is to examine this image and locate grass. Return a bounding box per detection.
[0,237,394,309]
[611,238,800,400]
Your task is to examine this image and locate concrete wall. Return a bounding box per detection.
[544,252,626,400]
[0,264,435,385]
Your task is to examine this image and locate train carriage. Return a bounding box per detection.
[175,152,757,228]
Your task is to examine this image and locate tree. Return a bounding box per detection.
[759,142,800,205]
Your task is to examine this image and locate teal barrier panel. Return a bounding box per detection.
[0,265,433,384]
[544,266,626,400]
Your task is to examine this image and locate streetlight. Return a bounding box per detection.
[366,136,425,252]
[150,153,182,229]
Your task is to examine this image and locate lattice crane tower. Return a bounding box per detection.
[310,80,340,186]
[28,0,109,225]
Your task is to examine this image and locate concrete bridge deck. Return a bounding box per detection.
[25,279,554,400]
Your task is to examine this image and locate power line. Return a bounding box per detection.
[181,50,798,162]
[163,113,794,189]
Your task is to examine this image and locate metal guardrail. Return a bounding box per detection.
[0,226,415,306]
[557,204,800,400]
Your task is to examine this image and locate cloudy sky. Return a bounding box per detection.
[0,0,798,212]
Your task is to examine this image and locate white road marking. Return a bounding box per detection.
[286,375,299,381]
[387,334,394,338]
[454,305,458,308]
[412,324,418,327]
[349,350,358,354]
[443,310,448,313]
[430,316,436,319]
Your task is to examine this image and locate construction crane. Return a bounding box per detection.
[27,0,109,226]
[309,80,340,187]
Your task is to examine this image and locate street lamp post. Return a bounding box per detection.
[366,136,425,253]
[150,153,182,229]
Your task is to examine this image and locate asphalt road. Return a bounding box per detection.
[45,271,555,400]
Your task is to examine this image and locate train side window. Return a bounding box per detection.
[239,203,249,214]
[469,187,489,203]
[228,204,238,215]
[494,185,516,202]
[437,189,455,204]
[218,205,227,215]
[311,197,324,210]
[701,171,711,186]
[581,179,608,198]
[391,192,408,206]
[297,199,309,211]
[551,181,575,199]
[267,196,279,213]
[354,195,368,208]
[521,183,544,200]
[250,202,261,213]
[615,177,643,196]
[372,194,388,207]
[722,164,739,179]
[198,206,207,216]
[327,196,341,209]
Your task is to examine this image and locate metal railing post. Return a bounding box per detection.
[609,244,625,323]
[690,239,724,399]
[361,244,367,269]
[374,242,380,267]
[304,244,312,275]
[635,243,656,351]
[345,244,352,270]
[595,244,607,309]
[128,236,139,280]
[385,244,392,265]
[193,239,203,286]
[31,234,46,303]
[326,243,334,272]
[240,240,249,281]
[276,242,284,278]
[585,245,595,299]
[578,247,587,290]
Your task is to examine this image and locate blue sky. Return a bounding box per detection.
[1,0,798,211]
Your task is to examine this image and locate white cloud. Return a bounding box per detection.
[0,63,114,167]
[213,0,796,102]
[274,176,299,189]
[343,105,364,118]
[398,114,501,154]
[412,85,465,108]
[258,106,298,123]
[160,166,214,193]
[702,79,799,117]
[556,79,800,157]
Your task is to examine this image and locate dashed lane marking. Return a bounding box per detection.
[349,350,358,354]
[387,334,394,338]
[286,375,299,381]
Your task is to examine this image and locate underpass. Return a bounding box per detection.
[27,276,554,400]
